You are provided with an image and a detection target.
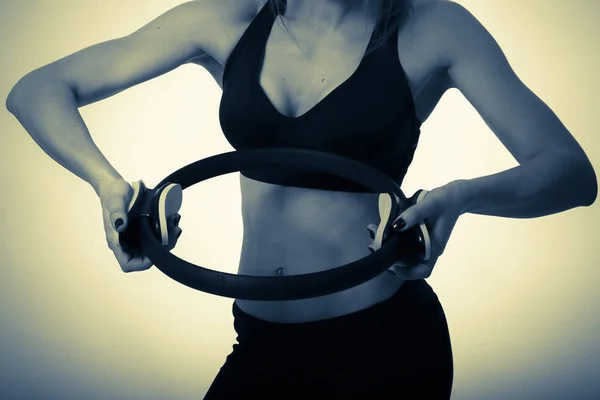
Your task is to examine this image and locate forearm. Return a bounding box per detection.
[6,74,123,195]
[458,152,597,218]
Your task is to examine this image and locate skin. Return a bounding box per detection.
[5,0,597,324]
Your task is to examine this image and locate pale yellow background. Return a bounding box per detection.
[1,1,598,399]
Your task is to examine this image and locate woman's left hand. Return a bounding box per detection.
[367,180,469,280]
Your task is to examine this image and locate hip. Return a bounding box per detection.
[206,279,454,399]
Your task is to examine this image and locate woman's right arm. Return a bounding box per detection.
[5,0,241,271]
[5,1,222,196]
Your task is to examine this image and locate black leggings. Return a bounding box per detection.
[205,279,453,399]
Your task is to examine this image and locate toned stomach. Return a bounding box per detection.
[235,174,405,323]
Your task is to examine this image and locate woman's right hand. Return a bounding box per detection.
[98,179,182,273]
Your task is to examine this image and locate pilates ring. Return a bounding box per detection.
[119,148,431,301]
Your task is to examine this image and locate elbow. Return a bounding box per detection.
[6,70,64,116]
[565,154,597,207]
[6,81,21,115]
[6,73,37,116]
[581,165,597,207]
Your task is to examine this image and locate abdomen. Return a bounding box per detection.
[236,174,405,323]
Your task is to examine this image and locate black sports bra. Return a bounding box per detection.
[218,2,421,192]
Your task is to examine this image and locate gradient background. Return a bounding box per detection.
[1,0,598,399]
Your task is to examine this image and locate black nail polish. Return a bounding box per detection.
[115,218,124,229]
[393,218,406,231]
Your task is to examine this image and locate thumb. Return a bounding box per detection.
[393,189,430,232]
[107,196,129,233]
[102,180,134,233]
[392,203,425,232]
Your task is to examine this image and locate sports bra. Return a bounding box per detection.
[218,2,421,192]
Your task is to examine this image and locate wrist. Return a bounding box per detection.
[444,179,475,216]
[91,170,125,198]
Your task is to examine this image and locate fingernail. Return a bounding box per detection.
[393,218,406,231]
[115,218,124,229]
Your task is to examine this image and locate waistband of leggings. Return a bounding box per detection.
[231,279,430,337]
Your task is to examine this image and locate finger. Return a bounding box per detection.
[112,241,150,271]
[167,227,183,250]
[112,244,135,267]
[104,207,123,250]
[168,213,180,228]
[366,223,377,240]
[166,214,182,244]
[392,204,422,232]
[121,255,153,273]
[164,213,183,251]
[387,260,410,276]
[393,199,436,232]
[101,181,133,231]
[101,190,151,273]
[106,219,139,265]
[105,195,129,232]
[393,190,434,232]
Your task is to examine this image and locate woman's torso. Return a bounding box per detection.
[193,0,450,323]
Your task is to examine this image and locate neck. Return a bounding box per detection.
[283,0,377,30]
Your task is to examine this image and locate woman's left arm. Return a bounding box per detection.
[384,2,597,279]
[439,2,596,218]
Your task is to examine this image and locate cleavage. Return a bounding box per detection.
[258,17,376,119]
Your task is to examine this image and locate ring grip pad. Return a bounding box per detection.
[119,181,171,252]
[376,189,430,266]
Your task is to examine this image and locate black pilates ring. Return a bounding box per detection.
[119,148,429,301]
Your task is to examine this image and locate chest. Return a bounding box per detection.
[211,18,441,122]
[259,20,380,119]
[228,6,457,133]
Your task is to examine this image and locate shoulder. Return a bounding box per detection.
[172,0,264,21]
[177,0,267,61]
[409,0,487,41]
[408,1,501,71]
[163,0,266,54]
